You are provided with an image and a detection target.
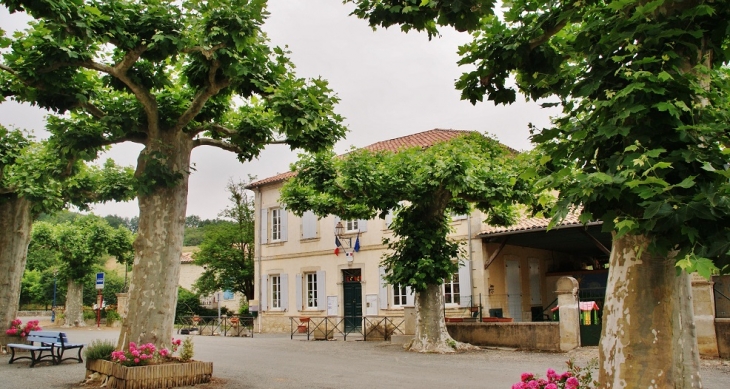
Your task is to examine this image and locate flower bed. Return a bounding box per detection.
[86,359,213,389]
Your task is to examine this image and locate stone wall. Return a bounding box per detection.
[447,322,560,351]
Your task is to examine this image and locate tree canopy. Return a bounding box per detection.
[347,0,730,273]
[281,132,534,352]
[193,179,256,300]
[345,0,730,384]
[1,0,346,348]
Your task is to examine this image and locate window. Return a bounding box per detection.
[345,220,359,232]
[271,208,282,241]
[271,275,281,309]
[392,284,408,307]
[443,273,460,305]
[305,272,318,308]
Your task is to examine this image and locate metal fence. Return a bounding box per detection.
[290,316,405,341]
[176,315,254,337]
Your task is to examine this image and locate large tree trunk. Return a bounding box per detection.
[407,283,473,353]
[118,136,191,350]
[0,196,32,348]
[64,280,85,327]
[599,233,701,388]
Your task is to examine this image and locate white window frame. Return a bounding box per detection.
[305,272,318,309]
[271,275,281,309]
[392,284,408,307]
[345,220,359,233]
[443,273,460,305]
[271,208,282,241]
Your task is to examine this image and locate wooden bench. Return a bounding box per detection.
[7,331,84,368]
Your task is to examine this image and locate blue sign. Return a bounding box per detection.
[95,272,105,289]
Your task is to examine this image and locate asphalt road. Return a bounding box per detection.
[1,323,728,388]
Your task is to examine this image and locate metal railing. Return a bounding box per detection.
[290,316,405,341]
[176,315,254,337]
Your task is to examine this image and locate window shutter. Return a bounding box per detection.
[260,275,268,312]
[406,286,415,306]
[301,211,317,239]
[358,219,367,232]
[260,209,268,244]
[280,209,288,241]
[281,273,289,311]
[316,270,326,310]
[459,260,472,307]
[295,274,302,311]
[379,267,389,309]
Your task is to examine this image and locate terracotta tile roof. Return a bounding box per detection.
[245,171,296,189]
[478,209,598,237]
[247,129,480,188]
[360,128,474,152]
[180,252,195,264]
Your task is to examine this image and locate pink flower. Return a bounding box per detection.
[134,358,140,364]
[526,381,540,389]
[511,383,526,389]
[546,384,558,389]
[559,372,573,380]
[159,349,169,357]
[546,368,558,381]
[566,376,580,389]
[520,373,534,382]
[20,332,26,337]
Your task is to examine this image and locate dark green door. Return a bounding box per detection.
[343,270,362,332]
[579,288,605,346]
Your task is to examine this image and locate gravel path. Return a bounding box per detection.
[1,324,728,389]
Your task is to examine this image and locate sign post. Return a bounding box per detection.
[95,272,105,328]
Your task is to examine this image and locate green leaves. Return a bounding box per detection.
[282,132,533,290]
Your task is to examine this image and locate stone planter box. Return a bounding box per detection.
[86,359,213,389]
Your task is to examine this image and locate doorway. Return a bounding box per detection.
[342,269,362,332]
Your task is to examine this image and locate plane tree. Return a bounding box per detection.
[193,179,256,300]
[0,127,134,345]
[0,0,346,349]
[281,133,534,352]
[29,216,134,326]
[345,0,730,385]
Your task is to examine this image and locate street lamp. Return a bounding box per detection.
[51,269,58,323]
[335,221,345,239]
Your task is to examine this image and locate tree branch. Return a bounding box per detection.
[77,102,106,119]
[0,186,18,195]
[529,19,568,50]
[192,138,242,153]
[175,60,231,132]
[182,43,227,60]
[0,64,18,77]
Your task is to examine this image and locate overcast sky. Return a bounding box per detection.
[0,1,558,220]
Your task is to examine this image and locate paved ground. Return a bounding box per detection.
[1,320,729,388]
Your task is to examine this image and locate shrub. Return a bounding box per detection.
[83,309,97,321]
[85,339,116,361]
[179,337,194,362]
[106,310,122,323]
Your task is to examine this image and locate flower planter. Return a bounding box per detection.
[297,324,308,333]
[86,359,213,389]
